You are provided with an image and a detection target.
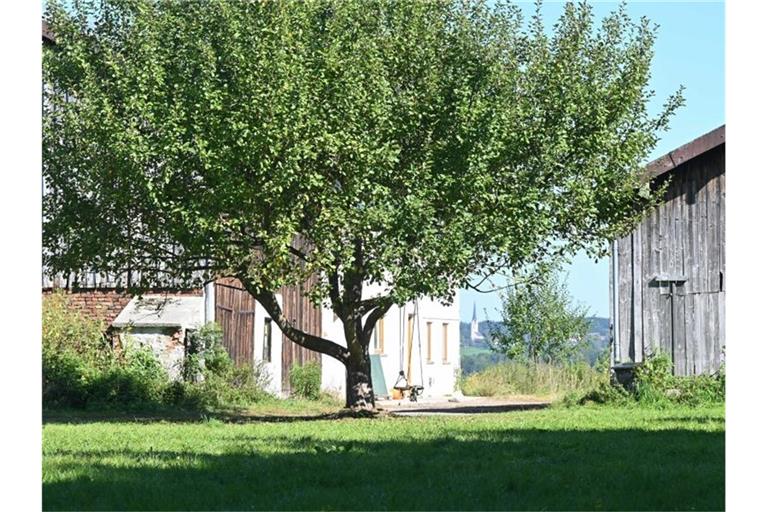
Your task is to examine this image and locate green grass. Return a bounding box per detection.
[43,404,724,511]
[460,345,494,357]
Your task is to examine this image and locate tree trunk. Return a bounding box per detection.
[243,272,388,410]
[345,351,375,410]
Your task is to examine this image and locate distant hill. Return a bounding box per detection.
[584,316,610,365]
[459,316,611,373]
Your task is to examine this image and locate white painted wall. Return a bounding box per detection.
[321,307,347,396]
[252,293,284,396]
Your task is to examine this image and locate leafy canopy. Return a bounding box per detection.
[43,0,682,309]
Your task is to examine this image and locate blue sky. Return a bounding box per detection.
[459,1,725,322]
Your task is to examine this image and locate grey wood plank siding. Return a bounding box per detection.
[611,144,725,375]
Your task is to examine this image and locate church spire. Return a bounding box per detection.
[470,301,484,341]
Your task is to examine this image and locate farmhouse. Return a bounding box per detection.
[43,277,460,399]
[610,125,725,375]
[41,22,460,400]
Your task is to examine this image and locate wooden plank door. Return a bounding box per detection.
[280,275,323,393]
[214,278,255,367]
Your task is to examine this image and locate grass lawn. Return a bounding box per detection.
[43,404,724,511]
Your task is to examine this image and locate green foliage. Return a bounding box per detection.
[571,352,725,407]
[490,270,590,364]
[175,322,272,408]
[43,0,682,394]
[167,362,271,410]
[42,293,112,368]
[42,293,112,407]
[90,345,169,406]
[183,322,231,381]
[42,297,270,410]
[460,360,600,398]
[289,362,322,400]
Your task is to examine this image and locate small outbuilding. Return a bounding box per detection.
[112,295,205,380]
[610,125,725,375]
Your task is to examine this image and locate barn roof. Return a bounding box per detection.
[645,124,725,181]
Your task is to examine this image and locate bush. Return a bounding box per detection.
[290,362,321,400]
[460,360,601,398]
[42,295,271,411]
[42,293,112,407]
[89,345,169,406]
[184,323,232,380]
[571,351,725,407]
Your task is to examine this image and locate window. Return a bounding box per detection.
[373,319,385,354]
[426,321,433,362]
[263,318,272,362]
[442,323,449,363]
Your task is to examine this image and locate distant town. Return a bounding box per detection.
[460,317,611,374]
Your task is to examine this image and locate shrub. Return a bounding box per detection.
[460,360,601,398]
[89,344,169,406]
[175,322,271,408]
[42,293,112,365]
[42,296,271,411]
[42,293,112,407]
[290,362,322,400]
[185,323,232,379]
[571,351,725,407]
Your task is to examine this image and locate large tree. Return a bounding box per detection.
[43,0,681,409]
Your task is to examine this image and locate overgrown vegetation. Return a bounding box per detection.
[568,352,725,407]
[460,361,601,399]
[458,269,602,400]
[42,293,169,408]
[42,293,271,411]
[289,362,322,400]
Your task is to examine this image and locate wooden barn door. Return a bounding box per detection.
[280,274,322,394]
[214,278,255,367]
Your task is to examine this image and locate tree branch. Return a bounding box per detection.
[328,265,343,316]
[239,278,349,364]
[362,299,394,342]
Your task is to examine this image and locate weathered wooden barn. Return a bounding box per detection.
[610,125,725,375]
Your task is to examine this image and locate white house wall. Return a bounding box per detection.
[252,293,284,396]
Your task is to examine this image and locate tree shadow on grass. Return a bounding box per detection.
[388,403,550,415]
[43,428,724,511]
[43,407,347,424]
[43,403,552,424]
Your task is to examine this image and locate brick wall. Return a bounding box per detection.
[42,288,203,325]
